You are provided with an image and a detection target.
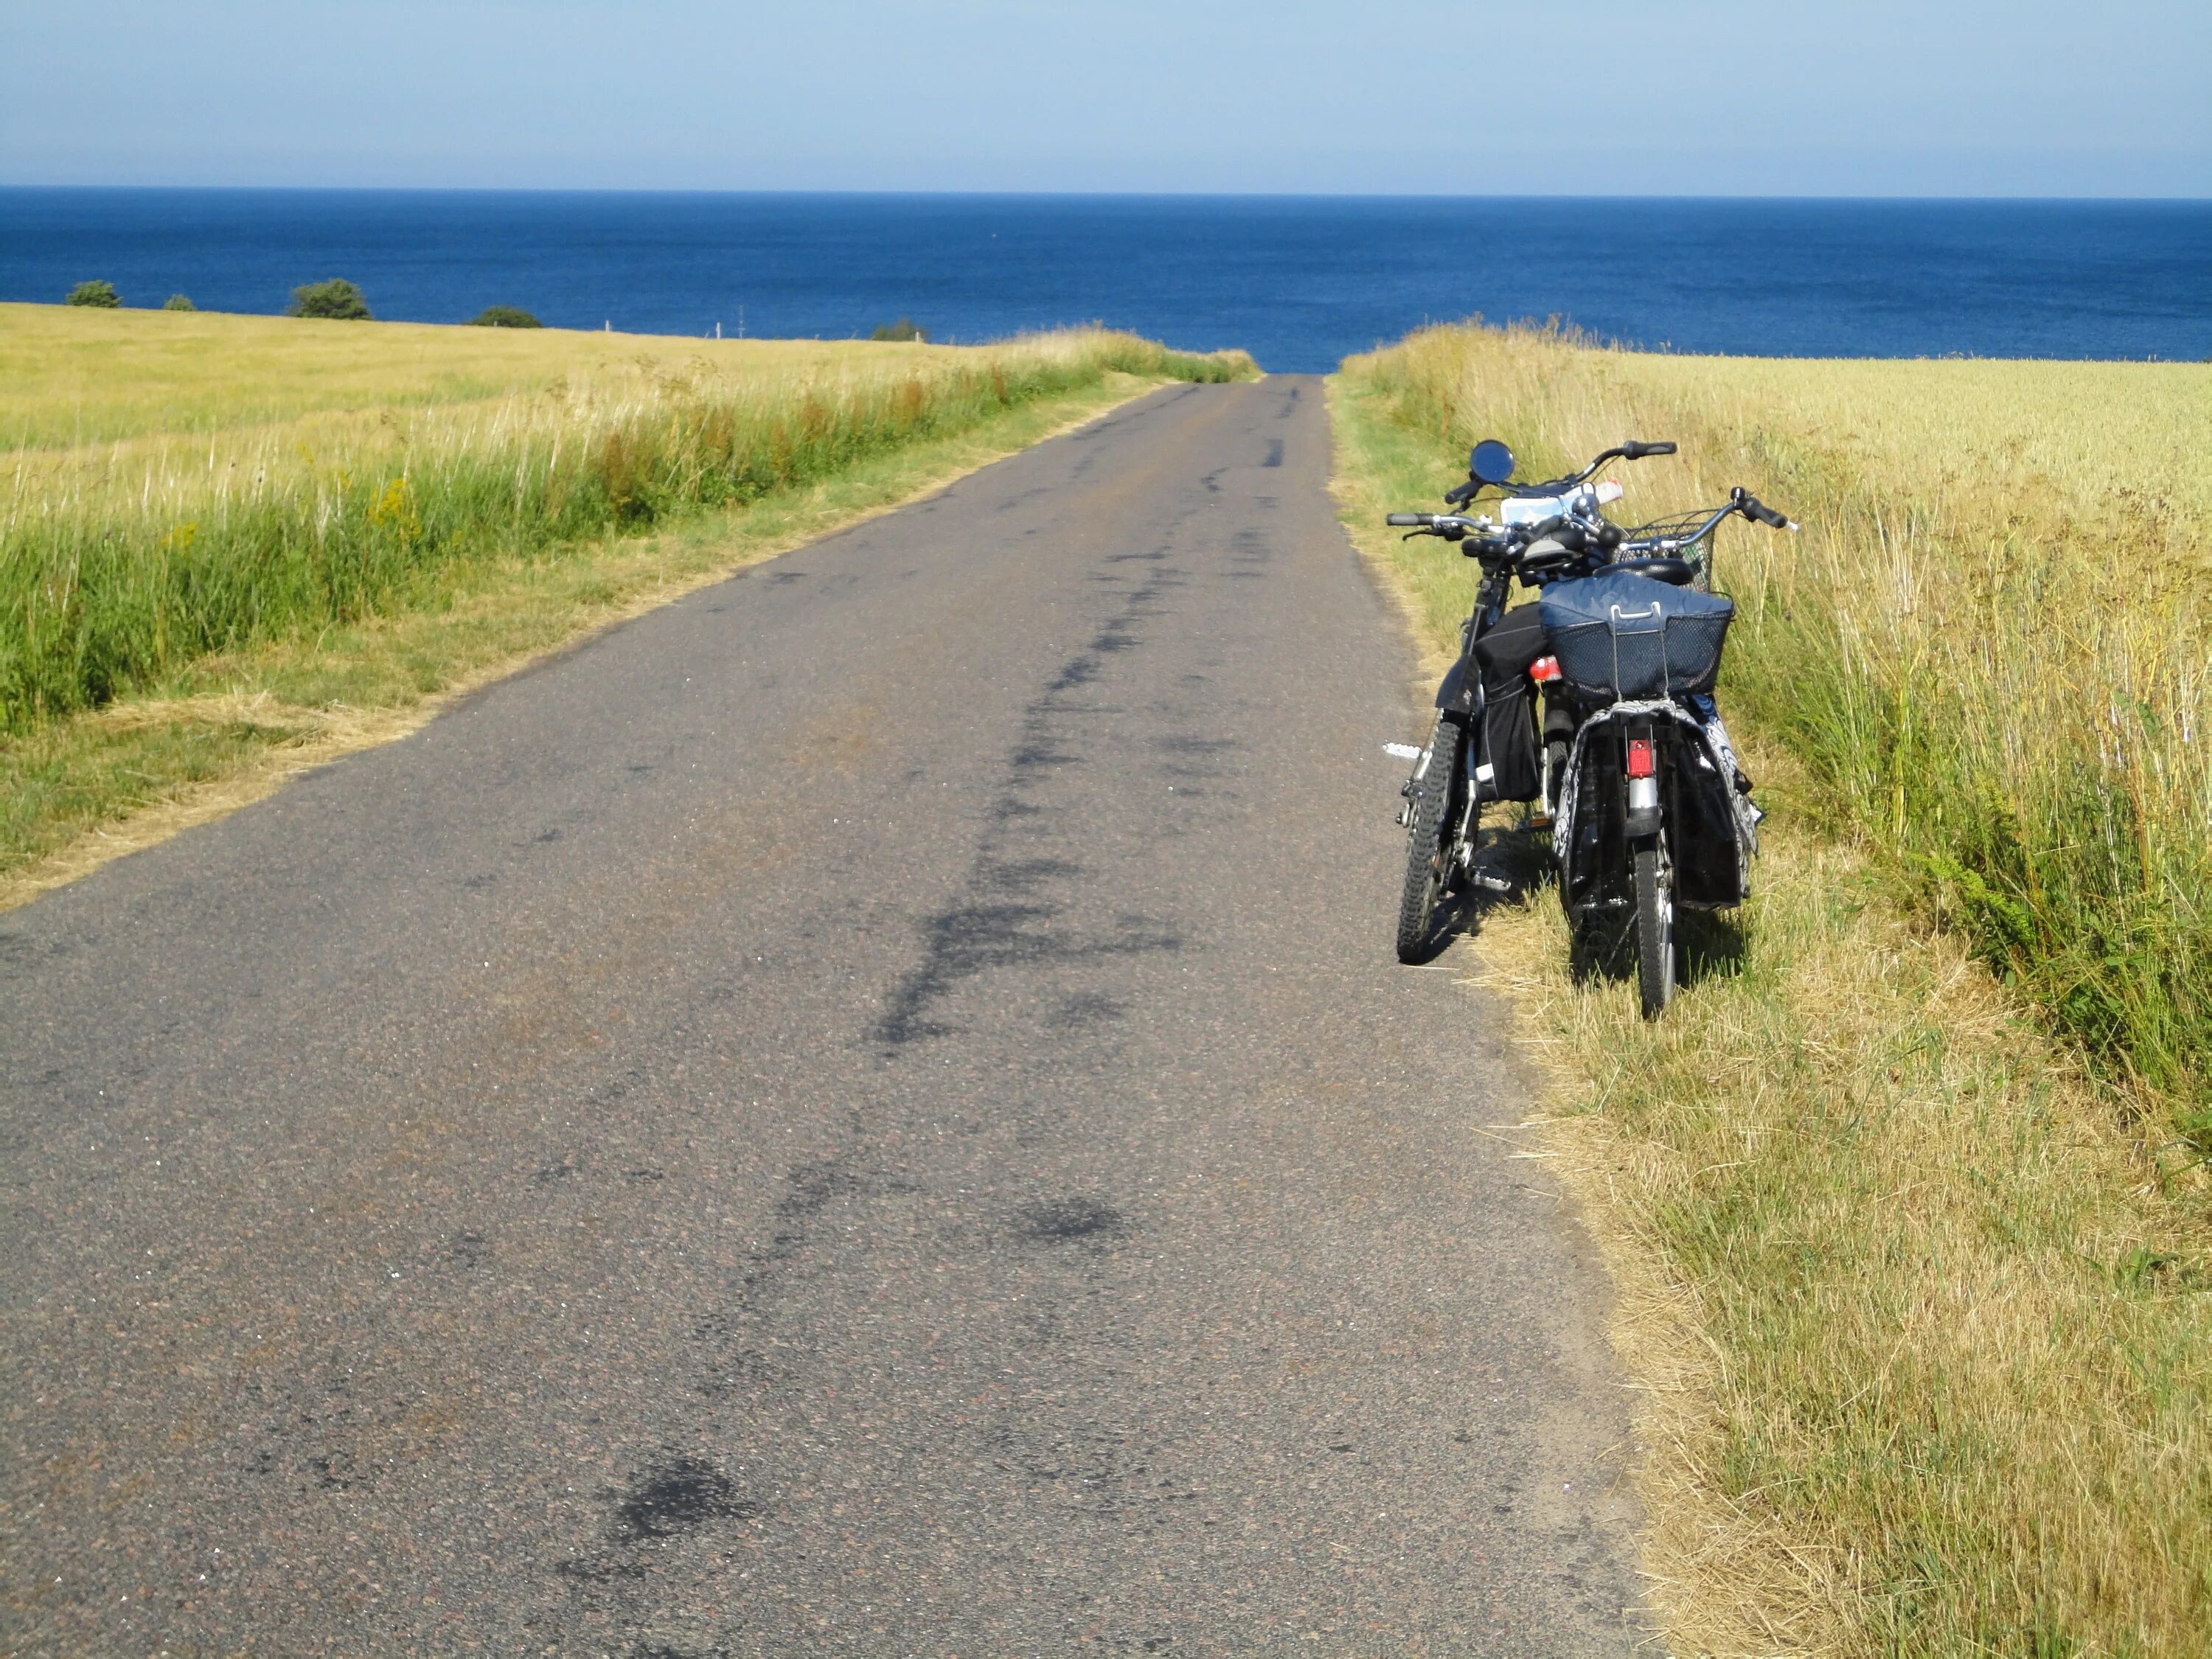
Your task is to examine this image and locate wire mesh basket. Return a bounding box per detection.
[1621,510,1723,588]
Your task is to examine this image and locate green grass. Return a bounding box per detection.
[1330,334,2212,1658]
[0,307,1253,896]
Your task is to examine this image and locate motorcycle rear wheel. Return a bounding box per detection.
[1633,840,1676,1018]
[1396,715,1465,963]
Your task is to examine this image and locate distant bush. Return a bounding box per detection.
[162,293,197,312]
[288,279,372,321]
[66,281,120,308]
[469,305,541,328]
[869,317,930,343]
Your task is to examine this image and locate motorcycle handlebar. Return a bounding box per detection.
[1738,493,1795,530]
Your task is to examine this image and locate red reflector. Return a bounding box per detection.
[1626,737,1657,779]
[1530,655,1561,683]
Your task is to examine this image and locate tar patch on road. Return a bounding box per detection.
[1016,1197,1129,1243]
[610,1456,755,1543]
[556,1455,758,1588]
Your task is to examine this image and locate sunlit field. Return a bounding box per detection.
[0,302,1094,450]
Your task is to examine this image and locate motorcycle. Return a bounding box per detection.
[1385,437,1793,1015]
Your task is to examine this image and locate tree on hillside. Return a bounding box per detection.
[163,294,197,311]
[288,279,372,320]
[869,317,930,342]
[469,305,541,328]
[66,280,120,307]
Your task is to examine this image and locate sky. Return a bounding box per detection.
[2,0,2206,197]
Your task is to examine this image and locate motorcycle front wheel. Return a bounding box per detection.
[1396,714,1466,963]
[1633,839,1676,1017]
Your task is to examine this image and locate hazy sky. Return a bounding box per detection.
[4,0,2205,195]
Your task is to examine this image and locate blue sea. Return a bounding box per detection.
[1,190,2205,372]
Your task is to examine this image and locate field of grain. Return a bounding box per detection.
[0,303,1071,450]
[1330,329,2212,1656]
[0,305,1252,890]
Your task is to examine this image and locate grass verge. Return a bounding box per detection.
[1331,362,2211,1657]
[2,319,1245,906]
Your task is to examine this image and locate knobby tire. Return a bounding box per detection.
[1634,839,1675,1018]
[1396,715,1464,963]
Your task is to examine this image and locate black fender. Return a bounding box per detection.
[1434,652,1485,717]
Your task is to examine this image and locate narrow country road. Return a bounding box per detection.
[1,378,1645,1655]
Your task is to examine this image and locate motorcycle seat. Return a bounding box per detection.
[1599,556,1696,586]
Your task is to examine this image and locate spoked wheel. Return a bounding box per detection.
[1632,838,1677,1018]
[1396,714,1467,963]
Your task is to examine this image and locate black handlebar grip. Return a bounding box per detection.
[1644,441,1677,456]
[1385,513,1425,526]
[1742,496,1789,529]
[1444,481,1477,507]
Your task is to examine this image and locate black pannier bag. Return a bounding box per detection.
[1470,604,1546,801]
[1537,570,1735,701]
[1479,683,1542,801]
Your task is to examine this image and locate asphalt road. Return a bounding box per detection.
[1,378,1646,1655]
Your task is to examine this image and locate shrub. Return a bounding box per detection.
[469,305,541,328]
[162,294,197,312]
[66,280,120,308]
[288,279,372,320]
[869,317,930,343]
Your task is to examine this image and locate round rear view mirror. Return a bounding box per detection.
[1469,439,1516,486]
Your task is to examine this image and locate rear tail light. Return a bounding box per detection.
[1530,655,1561,683]
[1625,737,1657,779]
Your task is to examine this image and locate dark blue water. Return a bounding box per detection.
[2,189,2205,372]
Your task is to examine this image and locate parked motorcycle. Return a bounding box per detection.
[1386,437,1792,1015]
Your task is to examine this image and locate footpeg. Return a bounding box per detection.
[1470,870,1512,894]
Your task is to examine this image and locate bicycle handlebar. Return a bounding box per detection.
[1738,493,1795,530]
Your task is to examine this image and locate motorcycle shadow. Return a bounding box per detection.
[1569,903,1748,992]
[1401,824,1556,965]
[1405,818,1752,992]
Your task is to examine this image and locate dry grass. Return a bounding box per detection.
[1330,361,2212,1657]
[1472,801,2211,1658]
